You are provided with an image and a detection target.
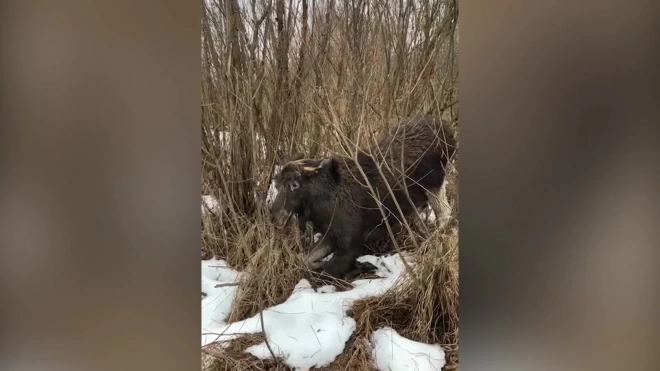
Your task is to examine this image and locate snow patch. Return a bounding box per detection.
[266,164,283,206]
[419,207,437,222]
[201,258,243,347]
[371,327,446,371]
[204,253,412,371]
[201,195,220,214]
[207,129,231,150]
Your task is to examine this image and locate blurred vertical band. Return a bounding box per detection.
[1,1,202,370]
[460,0,660,370]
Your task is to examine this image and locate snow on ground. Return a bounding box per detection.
[201,253,414,371]
[202,258,244,347]
[371,327,446,371]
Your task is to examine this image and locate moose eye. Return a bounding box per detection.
[290,181,300,191]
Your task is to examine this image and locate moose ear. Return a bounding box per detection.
[319,157,340,180]
[301,157,339,179]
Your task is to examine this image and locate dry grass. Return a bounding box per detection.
[203,333,291,370]
[201,0,458,369]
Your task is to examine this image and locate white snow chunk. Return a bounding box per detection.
[419,207,437,222]
[207,129,231,151]
[205,253,413,371]
[266,164,283,206]
[201,195,220,214]
[201,258,243,347]
[371,327,446,371]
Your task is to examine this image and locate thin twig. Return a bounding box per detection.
[259,310,279,363]
[214,283,240,288]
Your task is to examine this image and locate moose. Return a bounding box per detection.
[269,115,457,280]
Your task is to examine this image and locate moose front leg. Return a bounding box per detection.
[323,231,366,280]
[323,251,358,280]
[344,260,379,280]
[303,240,332,270]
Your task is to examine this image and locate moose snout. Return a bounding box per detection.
[270,207,292,229]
